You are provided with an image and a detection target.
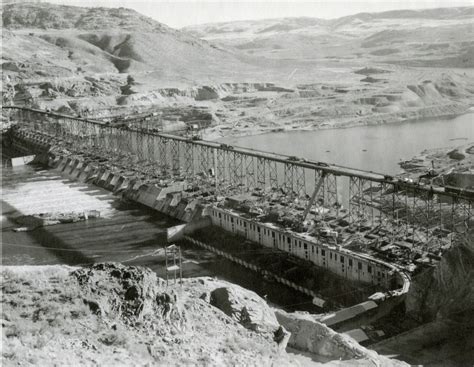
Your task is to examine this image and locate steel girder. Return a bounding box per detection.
[183,142,194,179]
[324,173,338,210]
[294,165,306,197]
[349,177,374,224]
[158,136,168,174]
[256,157,266,189]
[216,148,226,188]
[453,196,472,234]
[267,160,278,188]
[199,145,209,174]
[283,163,294,193]
[411,188,432,244]
[135,131,146,161]
[170,139,180,175]
[373,182,390,227]
[390,185,410,239]
[245,155,255,189]
[313,170,325,206]
[209,147,216,179]
[229,151,244,189]
[147,132,155,164]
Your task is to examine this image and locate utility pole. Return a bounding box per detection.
[165,244,183,287]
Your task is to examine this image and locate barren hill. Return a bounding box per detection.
[2,3,257,84]
[2,3,474,138]
[184,7,474,67]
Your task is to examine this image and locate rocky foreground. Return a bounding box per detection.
[1,263,406,366]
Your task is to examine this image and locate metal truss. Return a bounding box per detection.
[135,131,146,161]
[208,147,216,179]
[245,155,255,189]
[283,163,294,193]
[349,177,374,224]
[390,184,410,239]
[170,139,180,175]
[411,188,432,244]
[294,166,306,197]
[256,157,266,189]
[229,151,243,189]
[158,137,168,174]
[147,132,155,163]
[452,196,472,234]
[323,174,338,211]
[199,145,209,174]
[313,170,325,205]
[183,142,194,179]
[267,160,278,188]
[216,148,226,188]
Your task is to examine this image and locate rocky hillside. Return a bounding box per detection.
[1,263,406,366]
[405,231,474,324]
[1,2,259,114]
[2,3,250,77]
[2,3,474,138]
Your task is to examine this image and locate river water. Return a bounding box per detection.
[220,113,474,175]
[1,163,321,312]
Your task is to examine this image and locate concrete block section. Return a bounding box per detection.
[11,155,36,167]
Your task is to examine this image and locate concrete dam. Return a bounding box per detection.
[2,106,473,317]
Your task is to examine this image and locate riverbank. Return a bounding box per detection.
[398,141,474,187]
[204,104,472,141]
[217,112,474,178]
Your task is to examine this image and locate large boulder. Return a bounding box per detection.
[72,262,178,324]
[209,286,279,333]
[275,309,409,366]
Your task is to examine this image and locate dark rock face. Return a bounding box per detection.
[405,232,474,324]
[209,286,279,333]
[71,262,177,324]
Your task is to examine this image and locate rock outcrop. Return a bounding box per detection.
[276,309,409,366]
[209,286,280,333]
[2,263,413,366]
[405,231,474,324]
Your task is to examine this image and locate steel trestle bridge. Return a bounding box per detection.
[4,106,473,243]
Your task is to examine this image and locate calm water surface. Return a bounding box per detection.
[220,113,474,175]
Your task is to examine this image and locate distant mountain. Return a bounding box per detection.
[184,7,473,38]
[183,7,474,66]
[184,17,328,40]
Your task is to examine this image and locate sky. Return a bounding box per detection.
[44,0,473,28]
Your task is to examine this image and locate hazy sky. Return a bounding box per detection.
[46,0,473,28]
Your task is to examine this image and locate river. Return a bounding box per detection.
[0,163,321,312]
[219,113,474,175]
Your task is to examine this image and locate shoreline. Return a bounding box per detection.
[206,105,473,142]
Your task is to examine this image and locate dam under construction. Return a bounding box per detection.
[2,106,473,340]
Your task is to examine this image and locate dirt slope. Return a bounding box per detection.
[1,263,406,366]
[2,3,257,88]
